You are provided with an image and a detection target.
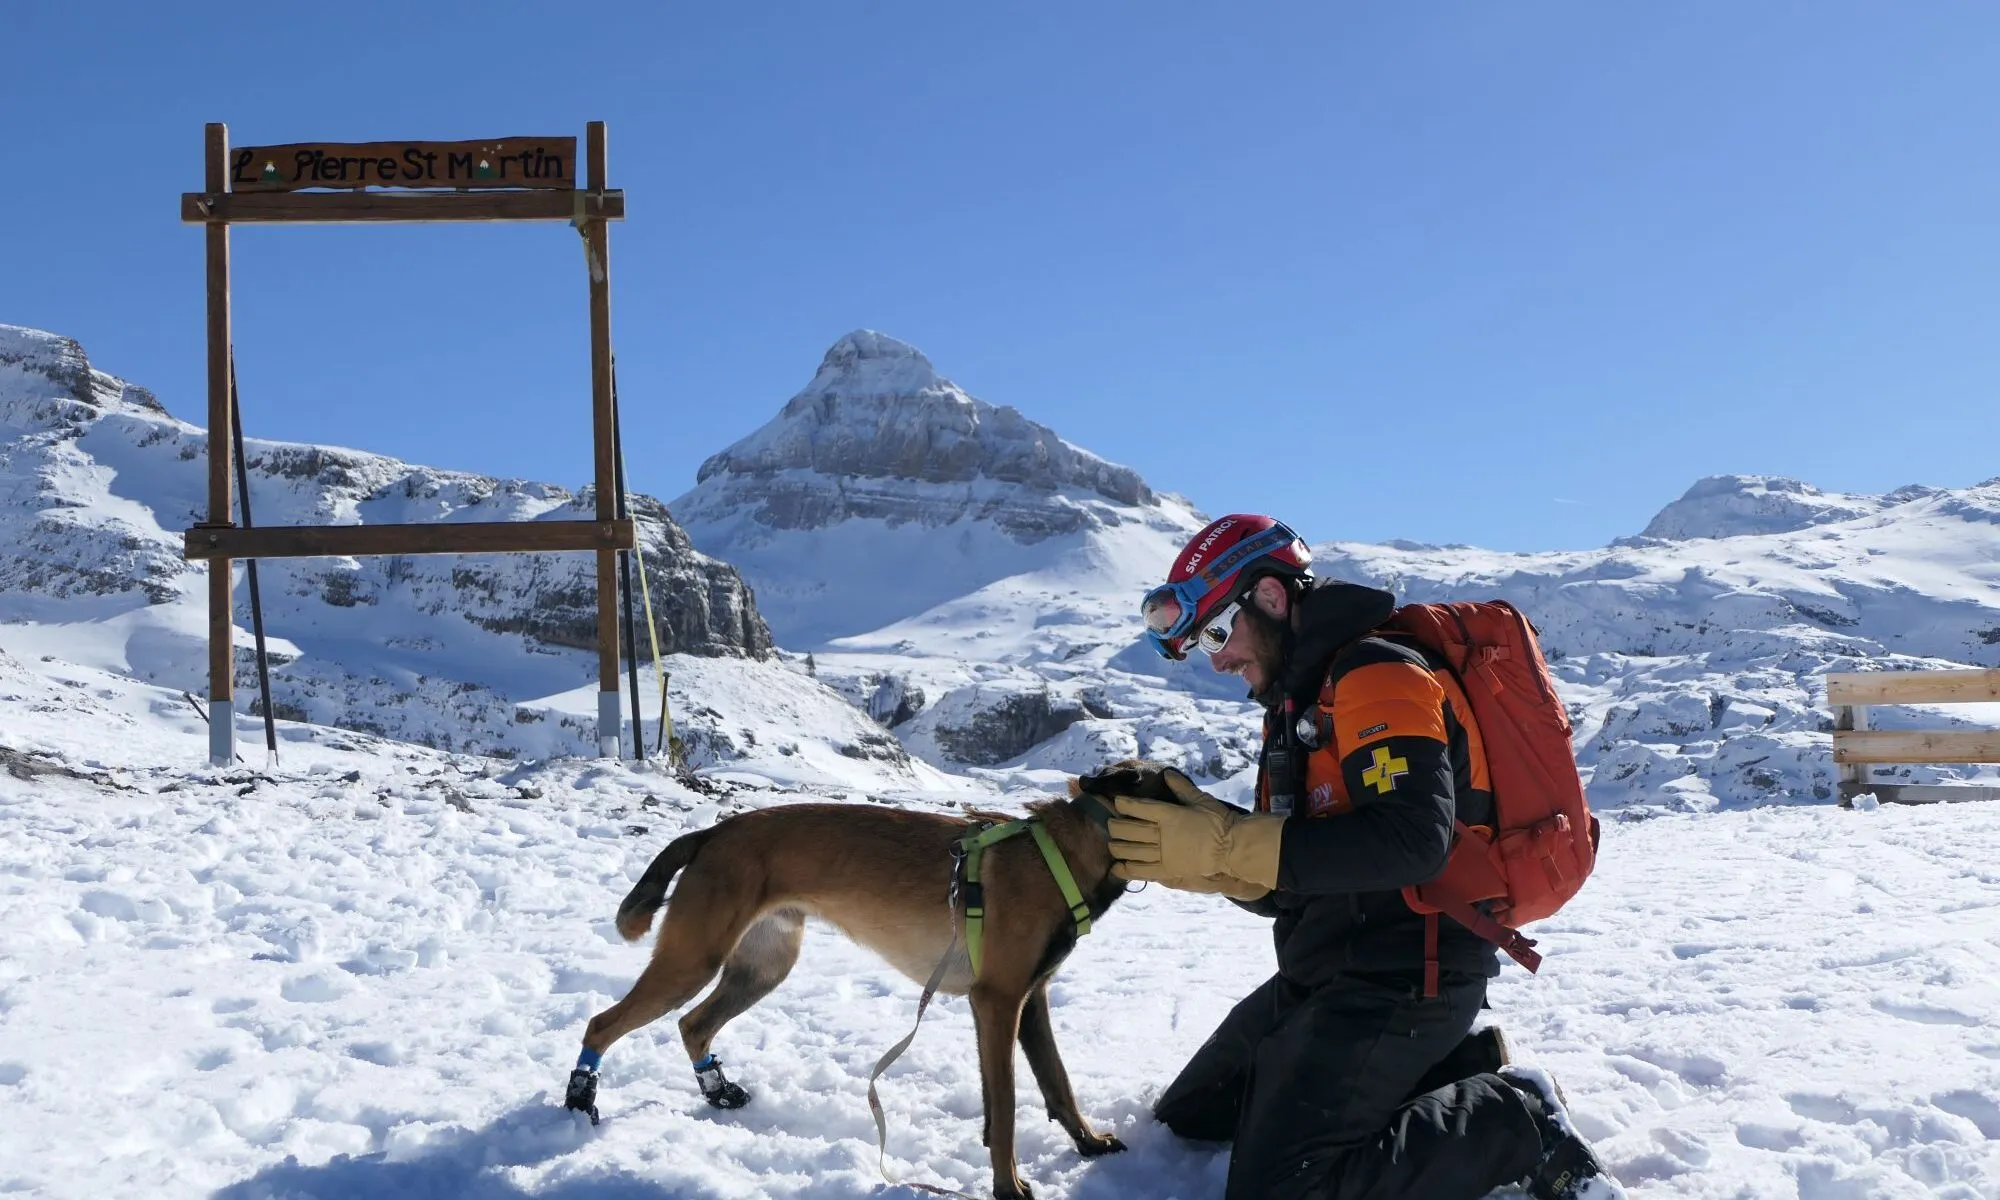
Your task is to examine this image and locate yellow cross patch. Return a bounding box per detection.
[1361,745,1410,794]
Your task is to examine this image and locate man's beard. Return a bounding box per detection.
[1238,604,1292,708]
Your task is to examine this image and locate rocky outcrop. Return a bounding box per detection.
[897,680,1111,767]
[865,674,926,727]
[0,328,191,607]
[928,687,1090,767]
[363,489,771,660]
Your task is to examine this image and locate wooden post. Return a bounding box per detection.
[204,123,236,768]
[586,120,621,757]
[1835,702,1868,807]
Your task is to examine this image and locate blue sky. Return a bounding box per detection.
[3,3,1996,552]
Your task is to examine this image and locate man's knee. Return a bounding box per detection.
[1154,1077,1241,1142]
[1153,979,1292,1144]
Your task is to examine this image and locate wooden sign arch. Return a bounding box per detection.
[182,121,634,766]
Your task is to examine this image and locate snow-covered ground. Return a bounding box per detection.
[4,651,1997,1199]
[7,322,2000,1197]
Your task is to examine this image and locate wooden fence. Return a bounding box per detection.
[1827,668,2000,806]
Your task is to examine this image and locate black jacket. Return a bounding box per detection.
[1246,580,1500,989]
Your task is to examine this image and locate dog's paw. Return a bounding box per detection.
[703,1078,751,1109]
[993,1180,1035,1200]
[1075,1131,1127,1157]
[695,1056,752,1109]
[563,1069,600,1125]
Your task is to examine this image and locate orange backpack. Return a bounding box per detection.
[1375,601,1599,990]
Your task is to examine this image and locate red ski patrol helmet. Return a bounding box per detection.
[1142,514,1312,660]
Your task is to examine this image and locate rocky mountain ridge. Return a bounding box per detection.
[1631,473,1954,543]
[657,329,2000,812]
[0,324,809,764]
[1312,478,2000,809]
[7,322,1996,815]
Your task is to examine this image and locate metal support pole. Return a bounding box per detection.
[597,691,622,759]
[230,359,278,766]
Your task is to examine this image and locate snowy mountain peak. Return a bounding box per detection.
[691,330,1151,508]
[798,328,941,398]
[674,332,1201,646]
[0,323,163,420]
[1638,474,1893,541]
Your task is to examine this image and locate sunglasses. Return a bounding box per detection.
[1191,601,1243,657]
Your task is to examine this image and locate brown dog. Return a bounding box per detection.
[567,762,1186,1199]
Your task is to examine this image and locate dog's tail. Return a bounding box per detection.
[615,828,715,942]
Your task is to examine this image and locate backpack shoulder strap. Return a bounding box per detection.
[1319,634,1429,698]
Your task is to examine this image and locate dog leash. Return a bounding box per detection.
[865,928,986,1200]
[865,811,1101,1200]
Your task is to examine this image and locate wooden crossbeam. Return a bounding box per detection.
[1833,729,2000,765]
[183,520,634,561]
[181,189,625,225]
[1840,782,2000,807]
[1827,669,2000,706]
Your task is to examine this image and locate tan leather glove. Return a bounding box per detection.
[1152,870,1273,902]
[1107,795,1286,892]
[1152,769,1242,815]
[1116,772,1273,900]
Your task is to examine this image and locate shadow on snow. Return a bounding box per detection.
[209,1096,1223,1200]
[210,1100,686,1200]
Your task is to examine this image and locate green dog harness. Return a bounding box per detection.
[955,816,1093,977]
[865,802,1115,1196]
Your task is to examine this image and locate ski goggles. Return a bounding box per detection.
[1140,524,1295,658]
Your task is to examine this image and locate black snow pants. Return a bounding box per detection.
[1153,972,1542,1200]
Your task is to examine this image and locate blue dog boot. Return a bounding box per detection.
[694,1054,751,1109]
[565,1047,602,1124]
[564,1068,600,1124]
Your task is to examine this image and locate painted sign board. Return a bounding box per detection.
[229,138,578,191]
